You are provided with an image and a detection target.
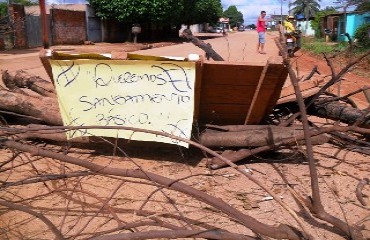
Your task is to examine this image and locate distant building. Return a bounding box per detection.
[218,17,230,31]
[321,11,370,41]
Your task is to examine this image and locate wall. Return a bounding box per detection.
[51,8,86,45]
[86,5,102,42]
[297,20,315,36]
[346,12,370,38]
[9,4,27,48]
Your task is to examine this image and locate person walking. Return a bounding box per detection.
[256,10,268,54]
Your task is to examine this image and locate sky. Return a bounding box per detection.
[221,0,344,25]
[2,0,344,25]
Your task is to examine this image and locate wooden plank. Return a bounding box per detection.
[197,85,257,104]
[199,103,249,125]
[279,79,325,99]
[193,59,203,120]
[196,58,287,125]
[244,62,268,124]
[245,56,288,124]
[202,62,264,85]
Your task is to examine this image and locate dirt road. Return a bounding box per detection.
[1,31,370,240]
[1,30,368,106]
[0,31,278,80]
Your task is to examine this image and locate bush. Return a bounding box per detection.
[354,22,370,48]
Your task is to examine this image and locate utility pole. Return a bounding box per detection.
[281,0,283,23]
[280,0,287,23]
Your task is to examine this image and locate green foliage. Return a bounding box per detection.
[248,24,256,30]
[15,0,39,6]
[355,2,370,11]
[88,0,183,23]
[1,0,38,17]
[87,0,222,26]
[302,37,348,54]
[10,0,39,6]
[222,5,243,27]
[0,3,7,17]
[354,22,370,48]
[183,0,222,26]
[289,0,320,19]
[311,8,337,38]
[333,0,370,11]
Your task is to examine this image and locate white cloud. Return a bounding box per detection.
[222,0,343,25]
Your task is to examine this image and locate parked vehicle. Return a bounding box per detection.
[208,27,223,33]
[237,25,245,31]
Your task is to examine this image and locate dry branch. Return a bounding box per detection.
[181,29,224,61]
[200,125,329,147]
[2,139,302,240]
[356,178,370,206]
[310,101,370,126]
[7,70,55,97]
[274,37,365,240]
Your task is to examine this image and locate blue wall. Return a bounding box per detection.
[338,12,370,41]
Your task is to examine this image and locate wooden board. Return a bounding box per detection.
[196,56,288,125]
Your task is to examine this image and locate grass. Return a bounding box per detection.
[301,37,370,79]
[301,37,348,55]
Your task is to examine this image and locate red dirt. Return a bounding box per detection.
[0,33,370,239]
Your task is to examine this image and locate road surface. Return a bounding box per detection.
[0,30,280,81]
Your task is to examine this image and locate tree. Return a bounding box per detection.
[87,0,183,24]
[0,3,7,17]
[355,1,370,11]
[333,0,370,11]
[87,0,222,26]
[179,0,222,28]
[222,5,244,28]
[289,0,320,31]
[0,0,38,17]
[310,7,337,38]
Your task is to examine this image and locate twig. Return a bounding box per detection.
[356,178,370,206]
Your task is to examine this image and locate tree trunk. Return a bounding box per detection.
[309,101,370,126]
[200,125,330,147]
[0,88,62,125]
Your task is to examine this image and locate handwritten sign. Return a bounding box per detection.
[50,59,196,147]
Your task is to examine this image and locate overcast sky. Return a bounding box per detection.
[2,0,345,25]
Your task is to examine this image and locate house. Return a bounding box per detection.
[294,14,315,36]
[321,11,370,41]
[268,14,287,31]
[1,3,180,50]
[218,17,230,31]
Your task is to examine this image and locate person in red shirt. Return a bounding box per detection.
[256,10,268,54]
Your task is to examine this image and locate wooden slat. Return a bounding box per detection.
[198,104,248,125]
[193,60,203,120]
[244,56,288,124]
[201,62,264,85]
[196,58,288,125]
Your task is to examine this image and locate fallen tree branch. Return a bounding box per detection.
[0,200,65,240]
[0,88,62,125]
[2,139,302,240]
[275,37,365,240]
[181,29,224,61]
[200,125,329,147]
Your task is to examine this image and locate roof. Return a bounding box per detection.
[25,4,87,15]
[323,11,370,17]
